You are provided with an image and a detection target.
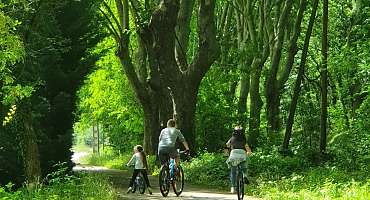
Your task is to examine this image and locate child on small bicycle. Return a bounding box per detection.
[226,126,252,194]
[126,145,152,194]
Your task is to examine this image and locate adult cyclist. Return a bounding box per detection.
[158,119,190,167]
[226,125,252,193]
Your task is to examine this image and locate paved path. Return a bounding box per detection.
[73,165,260,200]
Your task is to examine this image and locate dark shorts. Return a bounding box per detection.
[158,147,178,164]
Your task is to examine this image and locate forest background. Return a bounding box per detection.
[0,0,369,199]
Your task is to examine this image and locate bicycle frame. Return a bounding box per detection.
[159,150,187,197]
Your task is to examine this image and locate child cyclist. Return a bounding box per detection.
[126,145,152,194]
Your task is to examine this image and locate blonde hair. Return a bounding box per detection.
[167,119,176,127]
[134,145,147,168]
[134,145,143,152]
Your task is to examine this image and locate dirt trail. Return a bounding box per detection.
[73,165,260,200]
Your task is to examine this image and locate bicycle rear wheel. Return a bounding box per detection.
[172,165,184,196]
[137,174,146,194]
[236,169,244,200]
[159,165,170,197]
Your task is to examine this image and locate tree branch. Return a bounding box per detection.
[189,0,219,83]
[278,0,307,89]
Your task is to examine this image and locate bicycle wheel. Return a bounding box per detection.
[159,165,170,197]
[236,168,244,200]
[172,165,184,196]
[137,174,146,194]
[132,183,137,193]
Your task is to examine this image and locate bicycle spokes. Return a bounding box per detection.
[159,166,170,197]
[172,166,184,196]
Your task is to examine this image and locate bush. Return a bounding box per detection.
[83,149,159,174]
[248,148,310,180]
[247,167,370,200]
[0,174,116,199]
[182,152,229,187]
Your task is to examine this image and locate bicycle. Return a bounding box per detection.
[127,165,146,194]
[235,163,245,200]
[159,150,188,197]
[132,171,146,194]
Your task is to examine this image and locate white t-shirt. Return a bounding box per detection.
[127,152,145,169]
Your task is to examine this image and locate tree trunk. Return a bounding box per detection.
[238,73,250,126]
[248,59,263,148]
[106,0,218,153]
[143,101,160,155]
[320,0,329,153]
[22,109,41,184]
[282,0,319,151]
[175,93,198,150]
[265,0,294,135]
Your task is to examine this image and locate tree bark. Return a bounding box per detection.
[106,0,219,153]
[320,0,329,153]
[265,0,293,134]
[22,109,41,184]
[283,0,319,151]
[248,59,263,148]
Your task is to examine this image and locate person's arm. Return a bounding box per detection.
[182,141,190,151]
[245,144,252,155]
[177,130,190,152]
[226,139,231,148]
[126,154,135,166]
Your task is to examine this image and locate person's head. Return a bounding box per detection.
[134,145,143,153]
[167,119,176,128]
[233,125,244,135]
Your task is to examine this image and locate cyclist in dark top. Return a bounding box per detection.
[226,125,252,193]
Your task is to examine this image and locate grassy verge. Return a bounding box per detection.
[246,167,370,199]
[81,150,370,199]
[82,149,159,174]
[0,174,116,200]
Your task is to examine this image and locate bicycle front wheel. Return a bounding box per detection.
[159,165,170,197]
[172,165,184,196]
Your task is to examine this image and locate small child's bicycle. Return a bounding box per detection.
[127,165,146,194]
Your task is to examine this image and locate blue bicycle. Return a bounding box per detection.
[159,150,188,197]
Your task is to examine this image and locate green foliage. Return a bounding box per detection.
[82,150,158,174]
[182,152,229,187]
[247,167,370,200]
[0,163,116,199]
[248,149,310,179]
[196,66,239,152]
[0,174,116,200]
[75,37,143,153]
[328,92,370,171]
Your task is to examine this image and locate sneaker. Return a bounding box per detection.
[126,187,132,193]
[147,187,152,195]
[230,187,235,194]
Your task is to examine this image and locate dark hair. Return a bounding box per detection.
[233,126,244,135]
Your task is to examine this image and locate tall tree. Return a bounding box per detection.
[101,0,219,153]
[264,0,308,135]
[282,0,319,151]
[320,0,329,153]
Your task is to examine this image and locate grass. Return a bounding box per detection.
[80,150,370,199]
[81,148,160,174]
[0,174,116,200]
